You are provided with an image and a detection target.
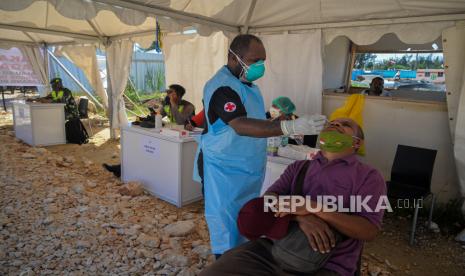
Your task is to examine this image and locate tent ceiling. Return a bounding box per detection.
[136,0,465,29]
[0,0,465,45]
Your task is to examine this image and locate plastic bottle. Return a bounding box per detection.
[155,112,162,129]
[267,136,281,156]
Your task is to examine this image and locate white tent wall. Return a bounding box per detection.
[323,36,350,90]
[55,45,108,108]
[442,24,465,211]
[320,27,464,203]
[106,39,134,130]
[256,30,323,115]
[163,32,229,111]
[323,96,458,202]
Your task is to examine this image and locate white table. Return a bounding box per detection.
[12,101,66,146]
[120,125,202,207]
[261,156,297,195]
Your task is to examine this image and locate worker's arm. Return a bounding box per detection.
[191,109,205,127]
[208,86,279,137]
[229,117,282,137]
[209,87,325,138]
[207,85,283,137]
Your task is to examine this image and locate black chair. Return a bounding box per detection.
[387,145,437,245]
[78,97,93,136]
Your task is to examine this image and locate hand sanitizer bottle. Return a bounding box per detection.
[155,112,162,129]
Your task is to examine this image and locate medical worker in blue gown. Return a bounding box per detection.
[197,34,326,258]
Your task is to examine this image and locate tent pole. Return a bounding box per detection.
[241,0,257,34]
[345,43,356,93]
[104,44,116,139]
[1,87,6,112]
[43,43,50,83]
[48,50,104,110]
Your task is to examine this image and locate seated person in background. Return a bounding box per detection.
[37,78,79,120]
[267,96,318,148]
[200,118,387,276]
[267,96,297,121]
[362,77,392,97]
[161,84,195,125]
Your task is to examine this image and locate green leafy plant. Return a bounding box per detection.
[143,65,165,92]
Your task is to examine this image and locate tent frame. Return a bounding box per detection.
[250,13,465,33]
[2,1,464,44]
[1,1,465,140]
[93,0,238,33]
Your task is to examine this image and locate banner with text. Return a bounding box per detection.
[0,48,42,86]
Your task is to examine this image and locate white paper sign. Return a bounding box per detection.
[0,48,42,86]
[141,136,160,159]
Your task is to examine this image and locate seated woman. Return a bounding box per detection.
[160,84,195,125]
[104,85,197,178]
[267,96,318,148]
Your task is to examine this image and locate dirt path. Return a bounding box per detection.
[1,111,464,275]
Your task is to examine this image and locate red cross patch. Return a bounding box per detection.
[224,102,237,112]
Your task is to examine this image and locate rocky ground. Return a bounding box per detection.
[0,112,212,275]
[1,110,464,275]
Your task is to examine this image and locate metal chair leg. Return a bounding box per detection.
[410,200,420,246]
[428,194,435,229]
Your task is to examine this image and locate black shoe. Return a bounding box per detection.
[103,163,121,178]
[103,163,114,173]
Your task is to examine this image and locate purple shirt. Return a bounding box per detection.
[267,152,386,276]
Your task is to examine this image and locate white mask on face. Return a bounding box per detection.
[269,106,281,119]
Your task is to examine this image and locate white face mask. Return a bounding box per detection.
[269,106,281,119]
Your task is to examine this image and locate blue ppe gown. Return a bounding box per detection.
[200,66,267,254]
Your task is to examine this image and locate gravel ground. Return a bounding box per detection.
[1,111,464,276]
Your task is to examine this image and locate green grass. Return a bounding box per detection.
[69,86,167,119]
[350,80,370,88]
[123,80,167,118]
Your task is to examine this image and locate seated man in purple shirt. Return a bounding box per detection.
[200,118,387,276]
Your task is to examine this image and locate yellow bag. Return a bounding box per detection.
[329,94,366,155]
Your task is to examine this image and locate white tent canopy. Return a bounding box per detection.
[1,1,465,215]
[1,0,465,45]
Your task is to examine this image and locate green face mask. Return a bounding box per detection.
[229,49,265,82]
[244,60,265,82]
[318,131,355,153]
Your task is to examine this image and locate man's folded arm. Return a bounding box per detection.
[315,170,386,241]
[316,212,380,241]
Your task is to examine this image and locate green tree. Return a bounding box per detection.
[355,53,377,69]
